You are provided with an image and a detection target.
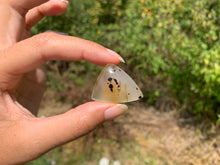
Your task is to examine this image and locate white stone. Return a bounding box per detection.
[113,160,121,165]
[92,64,143,103]
[99,157,110,165]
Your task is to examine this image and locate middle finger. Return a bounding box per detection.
[25,0,69,31]
[0,0,50,48]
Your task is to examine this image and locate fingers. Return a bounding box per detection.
[29,102,127,159]
[9,0,49,15]
[0,0,48,48]
[0,32,123,90]
[0,0,68,48]
[25,0,69,31]
[0,5,24,48]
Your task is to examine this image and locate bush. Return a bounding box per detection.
[32,0,220,121]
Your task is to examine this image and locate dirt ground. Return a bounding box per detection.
[37,90,220,165]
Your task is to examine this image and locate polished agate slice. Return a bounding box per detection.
[91,64,143,103]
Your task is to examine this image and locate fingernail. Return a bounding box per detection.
[106,49,125,63]
[51,0,69,4]
[61,0,69,4]
[104,104,128,121]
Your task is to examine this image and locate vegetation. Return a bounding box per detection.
[33,0,220,122]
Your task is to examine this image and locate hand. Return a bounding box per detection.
[0,0,126,164]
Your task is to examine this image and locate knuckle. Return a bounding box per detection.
[31,32,58,61]
[79,115,94,133]
[32,31,62,48]
[32,32,55,47]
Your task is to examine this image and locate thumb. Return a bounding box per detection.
[27,102,127,159]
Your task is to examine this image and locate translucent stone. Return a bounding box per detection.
[91,64,143,103]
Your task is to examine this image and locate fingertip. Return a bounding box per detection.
[71,102,126,121]
[104,104,127,121]
[106,49,125,63]
[46,0,69,15]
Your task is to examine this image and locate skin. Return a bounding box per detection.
[0,0,126,164]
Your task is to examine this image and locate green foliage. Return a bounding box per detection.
[33,0,220,121]
[27,147,87,165]
[217,114,220,126]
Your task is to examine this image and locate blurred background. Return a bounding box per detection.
[27,0,220,164]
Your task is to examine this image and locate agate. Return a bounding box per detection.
[91,64,143,103]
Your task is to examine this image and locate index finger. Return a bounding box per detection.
[0,32,123,89]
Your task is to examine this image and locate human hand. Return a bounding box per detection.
[0,0,126,164]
